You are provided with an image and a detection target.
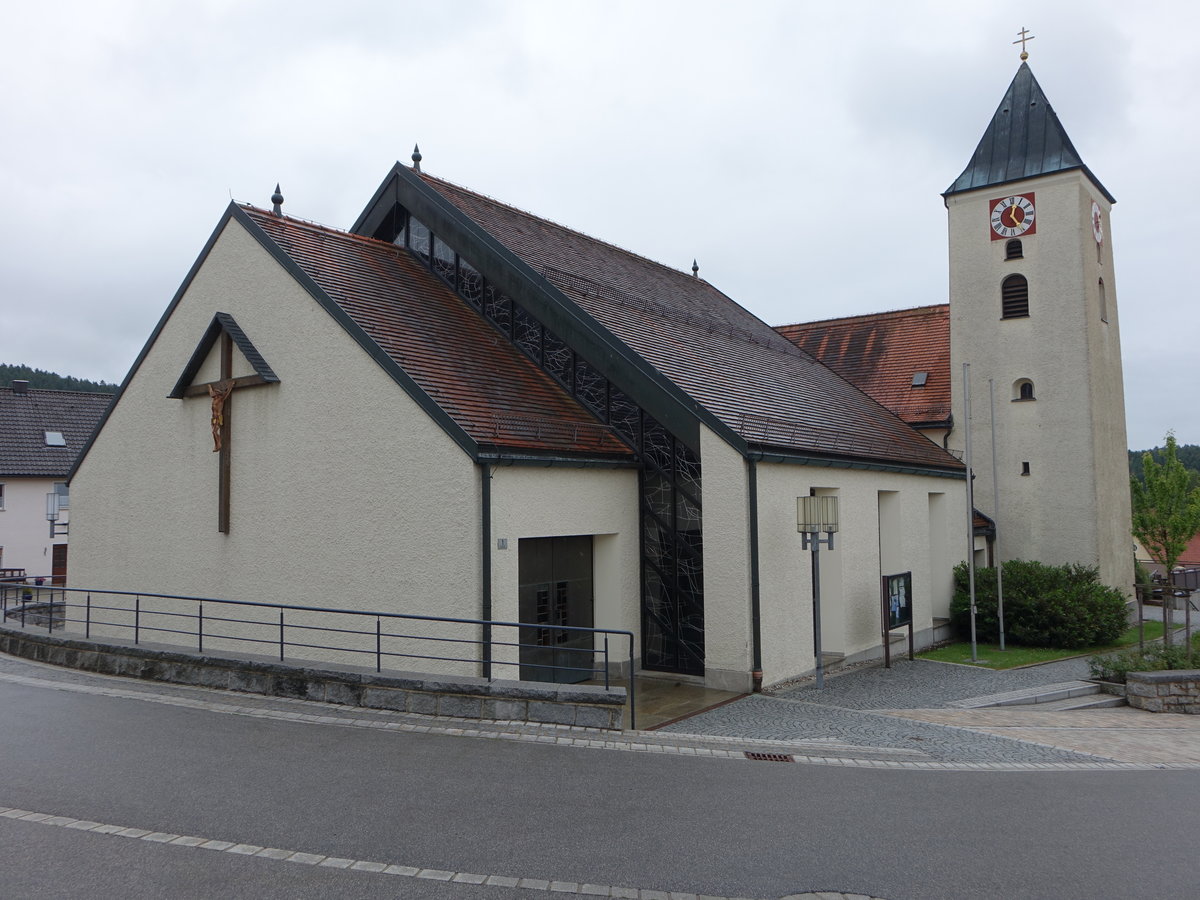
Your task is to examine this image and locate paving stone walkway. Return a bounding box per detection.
[657,657,1200,765]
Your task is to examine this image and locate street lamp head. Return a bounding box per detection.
[797,495,839,534]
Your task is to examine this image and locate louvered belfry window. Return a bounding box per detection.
[1001,274,1029,318]
[1005,239,1023,260]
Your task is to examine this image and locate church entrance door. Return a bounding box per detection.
[518,536,595,684]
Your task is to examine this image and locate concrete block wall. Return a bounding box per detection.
[0,624,625,730]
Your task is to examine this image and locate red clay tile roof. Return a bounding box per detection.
[421,176,962,472]
[775,305,952,428]
[242,208,631,460]
[0,387,112,477]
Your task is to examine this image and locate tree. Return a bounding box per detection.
[1131,433,1200,646]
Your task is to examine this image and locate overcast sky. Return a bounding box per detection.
[1,1,1194,450]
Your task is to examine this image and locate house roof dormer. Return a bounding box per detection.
[944,62,1115,203]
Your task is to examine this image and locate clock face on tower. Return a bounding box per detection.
[989,193,1037,240]
[1091,201,1104,244]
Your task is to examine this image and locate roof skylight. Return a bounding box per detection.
[44,431,66,446]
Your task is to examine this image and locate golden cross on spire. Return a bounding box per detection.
[1013,27,1035,60]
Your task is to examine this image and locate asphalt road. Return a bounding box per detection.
[1,660,1196,900]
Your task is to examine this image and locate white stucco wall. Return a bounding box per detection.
[487,464,640,675]
[947,171,1132,593]
[69,217,485,672]
[0,477,65,575]
[753,462,966,688]
[699,426,753,692]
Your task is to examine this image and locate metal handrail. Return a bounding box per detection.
[0,583,637,727]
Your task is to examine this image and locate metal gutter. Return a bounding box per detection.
[749,446,965,480]
[747,458,763,692]
[480,462,492,679]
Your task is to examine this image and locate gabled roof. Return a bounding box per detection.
[775,305,952,429]
[0,387,112,477]
[241,207,631,461]
[945,62,1114,203]
[168,311,280,398]
[410,173,962,474]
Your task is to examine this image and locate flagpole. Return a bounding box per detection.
[964,363,977,662]
[989,378,1006,651]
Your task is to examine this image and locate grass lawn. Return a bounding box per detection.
[918,621,1194,669]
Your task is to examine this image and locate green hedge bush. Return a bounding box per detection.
[1089,641,1198,683]
[951,560,1128,649]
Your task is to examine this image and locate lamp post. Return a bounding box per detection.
[45,492,68,538]
[798,495,839,689]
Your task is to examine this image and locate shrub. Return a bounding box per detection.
[1089,641,1198,683]
[951,559,1128,649]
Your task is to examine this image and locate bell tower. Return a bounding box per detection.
[944,50,1132,592]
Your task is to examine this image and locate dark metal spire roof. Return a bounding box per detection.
[945,62,1114,202]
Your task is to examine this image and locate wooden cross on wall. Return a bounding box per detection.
[170,313,280,534]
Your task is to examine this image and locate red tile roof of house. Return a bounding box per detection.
[243,207,632,460]
[775,305,952,428]
[420,176,962,473]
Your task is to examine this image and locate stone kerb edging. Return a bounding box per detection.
[1126,669,1200,714]
[0,625,625,730]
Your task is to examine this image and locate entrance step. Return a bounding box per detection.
[1024,694,1127,711]
[820,651,846,669]
[947,681,1109,709]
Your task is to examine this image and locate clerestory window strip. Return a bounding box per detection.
[388,202,705,675]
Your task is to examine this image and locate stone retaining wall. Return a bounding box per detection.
[0,624,625,729]
[1126,670,1200,714]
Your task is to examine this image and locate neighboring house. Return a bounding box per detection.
[0,382,111,579]
[1135,534,1200,582]
[778,62,1132,593]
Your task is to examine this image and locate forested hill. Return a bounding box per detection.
[1129,443,1200,483]
[0,363,118,394]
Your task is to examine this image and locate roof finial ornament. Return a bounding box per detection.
[412,144,422,173]
[692,259,699,279]
[271,184,284,217]
[1013,27,1035,61]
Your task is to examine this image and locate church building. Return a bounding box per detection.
[67,55,1128,692]
[779,60,1132,594]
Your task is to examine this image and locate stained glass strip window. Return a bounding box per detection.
[574,358,608,421]
[512,304,542,363]
[432,235,457,286]
[459,258,483,309]
[484,285,511,335]
[408,217,431,264]
[543,328,573,388]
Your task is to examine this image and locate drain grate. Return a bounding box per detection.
[744,751,794,762]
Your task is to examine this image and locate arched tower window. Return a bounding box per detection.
[1098,278,1108,323]
[1001,274,1029,319]
[1005,239,1023,260]
[1013,379,1035,401]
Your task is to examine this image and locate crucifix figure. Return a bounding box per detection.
[173,312,279,535]
[182,332,270,533]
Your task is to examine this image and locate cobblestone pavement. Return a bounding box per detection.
[656,658,1169,765]
[772,656,1095,709]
